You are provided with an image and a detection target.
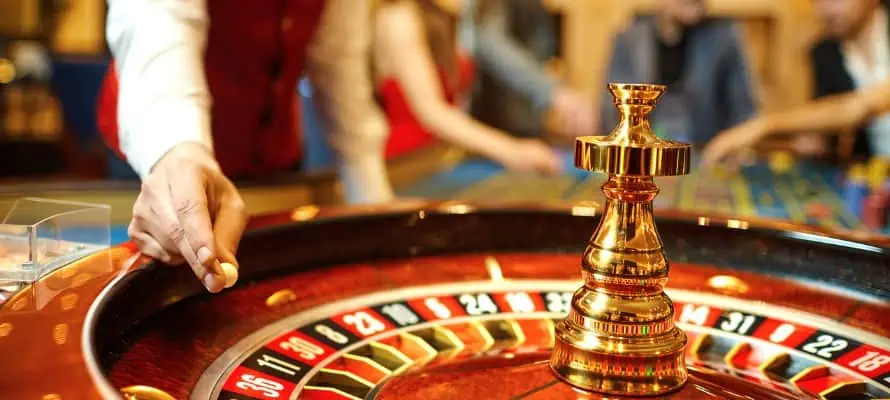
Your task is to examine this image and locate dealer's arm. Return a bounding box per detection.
[108,0,245,294]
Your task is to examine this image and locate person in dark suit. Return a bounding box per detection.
[704,0,890,165]
[603,0,757,148]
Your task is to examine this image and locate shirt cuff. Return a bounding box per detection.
[338,152,395,204]
[120,99,212,179]
[326,114,389,159]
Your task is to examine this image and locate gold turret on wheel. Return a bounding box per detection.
[550,83,692,395]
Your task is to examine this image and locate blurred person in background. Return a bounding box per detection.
[97,0,394,293]
[471,0,596,139]
[603,0,756,148]
[703,0,890,165]
[372,0,562,174]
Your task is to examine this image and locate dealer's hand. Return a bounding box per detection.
[128,142,247,293]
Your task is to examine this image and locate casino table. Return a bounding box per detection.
[4,83,889,399]
[399,149,866,232]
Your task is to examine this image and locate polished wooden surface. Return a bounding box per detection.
[0,203,887,399]
[0,243,140,400]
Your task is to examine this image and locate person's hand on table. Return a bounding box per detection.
[128,142,248,293]
[790,134,828,158]
[551,87,597,137]
[701,118,768,168]
[499,138,563,175]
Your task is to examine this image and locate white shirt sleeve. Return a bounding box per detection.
[306,0,395,204]
[106,0,213,179]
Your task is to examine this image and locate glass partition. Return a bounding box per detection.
[0,198,110,286]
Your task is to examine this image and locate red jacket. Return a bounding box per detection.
[97,0,326,178]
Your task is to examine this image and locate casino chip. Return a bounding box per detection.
[768,151,794,174]
[706,164,732,179]
[221,262,238,288]
[845,164,870,218]
[863,184,890,231]
[868,157,890,191]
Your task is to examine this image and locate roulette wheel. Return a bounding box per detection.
[3,84,890,399]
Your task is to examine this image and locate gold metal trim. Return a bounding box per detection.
[468,320,496,352]
[120,386,176,400]
[819,381,867,398]
[310,368,376,398]
[688,334,712,362]
[340,353,393,378]
[789,365,830,385]
[349,342,413,374]
[301,386,363,400]
[484,256,504,281]
[411,325,466,361]
[398,332,438,364]
[541,318,557,348]
[265,289,297,307]
[758,352,791,377]
[481,319,526,350]
[723,342,752,369]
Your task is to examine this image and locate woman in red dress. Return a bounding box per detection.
[373,0,562,174]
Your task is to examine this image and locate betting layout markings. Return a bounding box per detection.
[456,174,578,203]
[695,168,735,214]
[797,164,863,229]
[785,164,845,229]
[771,171,808,224]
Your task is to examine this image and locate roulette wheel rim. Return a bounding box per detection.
[70,202,890,399]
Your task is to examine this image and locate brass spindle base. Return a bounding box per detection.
[550,176,687,395]
[551,331,686,395]
[550,83,691,396]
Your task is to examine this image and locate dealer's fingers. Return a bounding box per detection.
[141,176,224,293]
[212,192,247,289]
[128,226,185,265]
